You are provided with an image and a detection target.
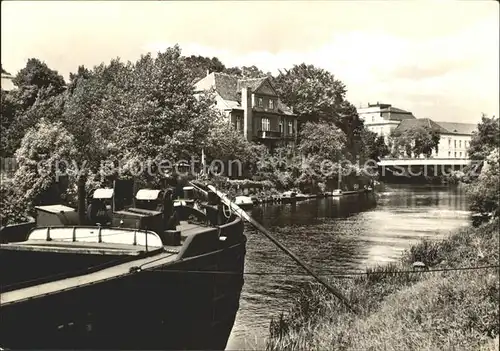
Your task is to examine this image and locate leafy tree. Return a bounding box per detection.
[467,148,500,217]
[1,119,78,223]
[273,63,347,125]
[184,55,226,82]
[296,121,347,189]
[389,125,440,158]
[0,89,18,156]
[67,65,92,94]
[360,128,390,162]
[12,58,66,109]
[1,87,66,157]
[468,114,500,161]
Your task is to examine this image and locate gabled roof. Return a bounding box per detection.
[394,118,449,134]
[194,72,294,115]
[213,73,239,101]
[434,121,477,135]
[236,77,267,91]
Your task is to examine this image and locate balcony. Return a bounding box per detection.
[257,130,282,139]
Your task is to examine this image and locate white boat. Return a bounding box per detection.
[331,189,343,197]
[234,196,254,209]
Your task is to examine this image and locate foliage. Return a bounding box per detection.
[67,65,92,94]
[296,121,347,188]
[360,128,390,162]
[183,55,226,82]
[468,114,500,161]
[11,58,66,109]
[1,87,66,157]
[205,118,264,165]
[466,148,500,217]
[0,119,78,223]
[273,64,347,125]
[267,219,500,351]
[389,125,441,158]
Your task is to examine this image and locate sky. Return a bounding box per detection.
[1,0,498,124]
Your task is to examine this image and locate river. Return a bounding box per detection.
[225,184,471,350]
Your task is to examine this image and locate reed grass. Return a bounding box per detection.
[267,219,499,350]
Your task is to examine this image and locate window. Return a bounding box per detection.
[371,116,375,122]
[448,138,451,146]
[448,151,451,157]
[269,99,274,109]
[236,117,242,132]
[258,97,263,107]
[454,152,457,158]
[261,117,270,131]
[454,140,457,148]
[465,141,468,148]
[288,121,293,135]
[459,140,462,148]
[459,152,462,158]
[279,120,283,133]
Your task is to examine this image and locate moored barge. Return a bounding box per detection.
[0,183,246,350]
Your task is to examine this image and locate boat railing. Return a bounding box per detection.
[23,225,164,250]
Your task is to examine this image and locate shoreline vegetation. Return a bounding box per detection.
[266,218,499,351]
[265,146,500,351]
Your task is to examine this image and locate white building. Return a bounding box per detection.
[357,102,417,140]
[1,73,15,91]
[358,102,478,159]
[389,118,477,159]
[433,122,478,159]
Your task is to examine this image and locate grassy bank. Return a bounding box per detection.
[267,219,499,350]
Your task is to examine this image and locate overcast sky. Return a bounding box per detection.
[2,0,498,123]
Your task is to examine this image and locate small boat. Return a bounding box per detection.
[331,189,343,197]
[234,195,254,209]
[0,182,245,350]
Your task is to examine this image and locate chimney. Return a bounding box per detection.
[241,87,253,141]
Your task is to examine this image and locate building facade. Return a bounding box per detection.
[433,122,477,159]
[357,102,417,140]
[194,72,297,149]
[1,73,15,91]
[358,102,478,159]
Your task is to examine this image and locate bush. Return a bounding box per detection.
[467,149,500,217]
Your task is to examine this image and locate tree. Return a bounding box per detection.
[467,148,500,218]
[0,89,18,156]
[468,114,500,161]
[273,63,347,126]
[12,58,66,109]
[183,55,226,82]
[389,125,440,158]
[360,129,390,162]
[1,86,66,157]
[3,119,78,221]
[67,65,92,94]
[296,121,347,189]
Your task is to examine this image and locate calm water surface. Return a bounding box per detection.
[226,184,471,350]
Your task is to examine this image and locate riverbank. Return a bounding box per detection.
[266,218,499,350]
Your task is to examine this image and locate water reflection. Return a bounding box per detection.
[226,184,470,350]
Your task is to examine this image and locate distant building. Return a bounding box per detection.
[194,72,297,149]
[388,116,477,159]
[434,121,478,159]
[1,73,15,91]
[357,102,417,140]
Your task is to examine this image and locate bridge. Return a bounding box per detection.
[377,158,477,167]
[376,158,481,180]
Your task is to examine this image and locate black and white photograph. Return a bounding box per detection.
[1,1,499,350]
